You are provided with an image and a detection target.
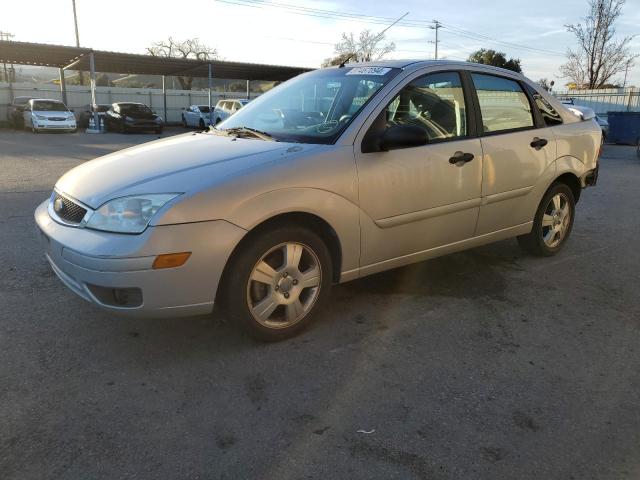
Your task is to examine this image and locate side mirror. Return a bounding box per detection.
[380,125,428,151]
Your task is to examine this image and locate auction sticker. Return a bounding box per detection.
[346,67,392,76]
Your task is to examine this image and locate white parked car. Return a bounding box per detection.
[213,99,249,124]
[182,105,212,129]
[23,99,76,133]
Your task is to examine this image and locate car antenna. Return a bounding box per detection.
[338,12,409,68]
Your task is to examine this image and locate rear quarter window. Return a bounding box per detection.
[471,73,534,133]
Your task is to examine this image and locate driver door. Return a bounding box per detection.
[354,70,483,269]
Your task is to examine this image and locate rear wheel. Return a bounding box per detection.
[223,226,332,341]
[199,119,205,130]
[518,183,575,256]
[182,116,187,128]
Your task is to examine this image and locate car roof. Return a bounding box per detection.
[114,102,145,106]
[30,98,63,103]
[328,59,527,79]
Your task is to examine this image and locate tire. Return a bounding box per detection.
[31,125,38,134]
[182,116,187,128]
[155,128,163,134]
[199,119,205,130]
[517,182,576,256]
[215,118,221,125]
[223,225,333,341]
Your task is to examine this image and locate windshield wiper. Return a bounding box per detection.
[220,126,276,141]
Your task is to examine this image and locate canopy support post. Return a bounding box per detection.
[88,51,99,131]
[162,75,167,125]
[208,63,213,126]
[246,79,250,99]
[58,68,67,105]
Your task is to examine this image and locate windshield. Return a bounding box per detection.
[32,101,67,112]
[198,106,210,113]
[118,104,152,115]
[218,66,400,144]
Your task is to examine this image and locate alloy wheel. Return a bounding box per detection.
[246,242,322,329]
[541,193,571,248]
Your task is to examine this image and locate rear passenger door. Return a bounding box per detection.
[470,72,557,235]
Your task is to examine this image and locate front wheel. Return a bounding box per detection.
[518,183,576,256]
[223,226,333,341]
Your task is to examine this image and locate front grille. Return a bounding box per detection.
[52,193,87,224]
[49,117,66,121]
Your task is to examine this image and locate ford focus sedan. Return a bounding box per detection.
[23,99,76,133]
[35,60,600,341]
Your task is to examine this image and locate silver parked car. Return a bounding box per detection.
[35,60,600,341]
[23,99,77,133]
[213,98,249,124]
[182,105,212,129]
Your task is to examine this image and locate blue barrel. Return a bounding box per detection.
[607,111,640,145]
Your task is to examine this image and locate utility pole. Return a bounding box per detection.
[623,59,632,89]
[0,31,15,82]
[428,20,443,60]
[71,0,85,86]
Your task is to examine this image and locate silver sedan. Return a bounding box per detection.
[36,60,601,341]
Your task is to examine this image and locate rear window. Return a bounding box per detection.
[13,97,31,106]
[471,73,534,133]
[198,106,210,113]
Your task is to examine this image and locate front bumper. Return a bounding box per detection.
[35,200,246,318]
[33,120,76,131]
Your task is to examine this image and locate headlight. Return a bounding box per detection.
[36,115,46,120]
[86,194,180,234]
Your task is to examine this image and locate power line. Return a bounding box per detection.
[215,0,567,58]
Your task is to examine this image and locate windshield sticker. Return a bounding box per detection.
[345,67,392,76]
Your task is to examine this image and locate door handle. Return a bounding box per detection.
[530,137,548,150]
[449,151,475,165]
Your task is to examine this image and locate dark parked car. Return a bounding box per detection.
[7,96,34,128]
[103,102,164,133]
[77,103,111,128]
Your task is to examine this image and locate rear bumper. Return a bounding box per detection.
[34,200,246,318]
[583,162,599,187]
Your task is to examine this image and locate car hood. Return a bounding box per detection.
[33,110,72,117]
[55,132,318,208]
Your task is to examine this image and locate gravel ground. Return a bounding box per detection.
[1,128,639,479]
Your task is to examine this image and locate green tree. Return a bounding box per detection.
[467,49,522,73]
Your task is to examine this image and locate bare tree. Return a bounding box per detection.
[560,0,637,89]
[322,30,395,67]
[536,78,554,91]
[147,37,219,90]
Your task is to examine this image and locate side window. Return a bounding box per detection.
[471,73,534,133]
[528,87,563,126]
[382,71,467,141]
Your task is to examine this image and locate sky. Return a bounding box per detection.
[3,0,640,87]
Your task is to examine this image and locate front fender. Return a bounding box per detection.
[226,188,361,278]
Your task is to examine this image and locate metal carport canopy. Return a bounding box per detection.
[0,40,312,126]
[0,40,311,80]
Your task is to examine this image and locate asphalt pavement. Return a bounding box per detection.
[1,128,639,479]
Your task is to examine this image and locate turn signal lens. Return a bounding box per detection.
[152,252,191,269]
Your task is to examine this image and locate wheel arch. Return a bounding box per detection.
[553,172,581,203]
[215,211,345,309]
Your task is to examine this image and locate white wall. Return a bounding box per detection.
[0,82,261,124]
[553,88,640,116]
